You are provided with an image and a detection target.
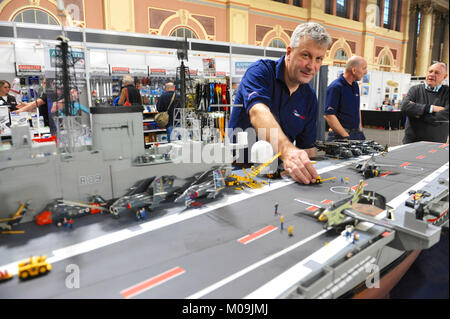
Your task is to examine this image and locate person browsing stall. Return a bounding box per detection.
[401,62,449,144]
[118,75,143,106]
[156,82,180,142]
[323,56,367,141]
[228,22,332,184]
[0,80,18,111]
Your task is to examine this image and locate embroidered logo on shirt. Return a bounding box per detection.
[247,91,258,98]
[326,106,334,111]
[293,109,305,120]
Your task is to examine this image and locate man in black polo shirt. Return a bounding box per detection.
[401,62,448,144]
[324,56,367,141]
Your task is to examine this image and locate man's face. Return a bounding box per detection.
[285,37,327,85]
[426,64,447,88]
[353,60,367,82]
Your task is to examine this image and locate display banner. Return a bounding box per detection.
[15,64,44,75]
[89,65,110,76]
[111,66,130,75]
[150,68,166,75]
[49,48,85,70]
[202,58,216,76]
[130,66,148,76]
[235,62,253,75]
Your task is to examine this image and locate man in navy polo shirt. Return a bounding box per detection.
[324,56,367,141]
[228,22,332,184]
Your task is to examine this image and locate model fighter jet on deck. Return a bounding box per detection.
[174,167,227,208]
[294,180,393,230]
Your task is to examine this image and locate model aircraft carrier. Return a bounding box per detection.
[0,140,447,299]
[0,106,240,223]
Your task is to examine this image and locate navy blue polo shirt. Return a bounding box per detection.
[324,74,361,129]
[228,55,318,149]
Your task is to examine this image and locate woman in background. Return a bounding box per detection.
[0,80,18,111]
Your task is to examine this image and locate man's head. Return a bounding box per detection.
[426,62,447,88]
[122,75,134,85]
[165,82,176,91]
[345,56,367,82]
[285,22,331,85]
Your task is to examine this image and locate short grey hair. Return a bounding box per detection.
[431,61,447,74]
[122,75,134,85]
[289,22,332,49]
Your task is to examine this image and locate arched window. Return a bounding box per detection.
[333,49,348,67]
[379,54,391,71]
[13,9,59,25]
[170,27,198,39]
[268,38,286,49]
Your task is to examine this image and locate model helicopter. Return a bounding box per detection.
[174,166,227,208]
[294,180,391,230]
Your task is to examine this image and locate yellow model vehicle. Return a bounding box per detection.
[18,255,52,280]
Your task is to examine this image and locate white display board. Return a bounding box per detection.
[327,66,411,110]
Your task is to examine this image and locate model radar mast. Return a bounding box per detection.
[53,0,87,154]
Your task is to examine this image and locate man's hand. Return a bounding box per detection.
[15,102,26,109]
[432,105,446,113]
[282,147,318,184]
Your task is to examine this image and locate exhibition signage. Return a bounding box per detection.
[150,68,166,75]
[235,62,253,75]
[111,66,130,75]
[15,64,44,75]
[202,58,216,76]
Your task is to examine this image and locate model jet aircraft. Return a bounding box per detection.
[109,175,176,217]
[174,167,227,207]
[294,180,393,230]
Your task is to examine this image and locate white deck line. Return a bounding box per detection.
[244,162,449,299]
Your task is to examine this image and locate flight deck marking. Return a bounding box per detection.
[416,155,425,159]
[245,162,449,299]
[187,229,328,299]
[400,162,411,167]
[352,182,367,191]
[238,225,277,244]
[439,144,448,149]
[120,266,185,299]
[380,171,392,177]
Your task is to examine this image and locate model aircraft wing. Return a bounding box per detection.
[341,208,393,229]
[294,198,327,218]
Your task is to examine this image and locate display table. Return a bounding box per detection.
[362,110,406,130]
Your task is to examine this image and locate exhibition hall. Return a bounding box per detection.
[0,0,448,305]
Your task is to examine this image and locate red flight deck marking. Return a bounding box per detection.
[400,162,411,167]
[121,266,185,299]
[429,149,437,153]
[380,171,392,177]
[439,144,448,149]
[416,155,425,159]
[238,225,277,245]
[321,199,333,205]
